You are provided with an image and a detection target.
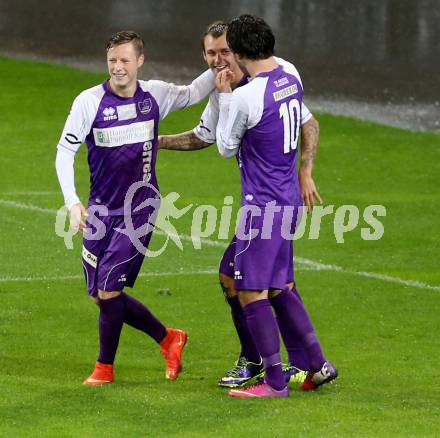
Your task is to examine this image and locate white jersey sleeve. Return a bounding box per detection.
[301,102,312,125]
[57,86,102,155]
[55,86,102,209]
[193,91,219,144]
[216,92,248,158]
[216,78,267,158]
[275,56,312,125]
[140,69,215,121]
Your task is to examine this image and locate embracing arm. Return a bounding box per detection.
[158,131,212,151]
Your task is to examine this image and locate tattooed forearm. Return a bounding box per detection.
[300,116,320,172]
[159,131,212,151]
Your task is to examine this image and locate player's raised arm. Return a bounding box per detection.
[299,115,322,213]
[144,68,216,121]
[215,70,247,158]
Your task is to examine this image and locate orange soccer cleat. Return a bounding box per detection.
[159,328,188,380]
[83,361,114,386]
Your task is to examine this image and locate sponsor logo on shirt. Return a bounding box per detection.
[117,103,137,121]
[142,141,153,183]
[103,106,117,121]
[93,120,154,147]
[272,84,298,102]
[274,77,289,87]
[138,98,152,114]
[82,246,98,268]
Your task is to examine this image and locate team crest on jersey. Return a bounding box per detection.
[103,106,117,121]
[138,98,152,114]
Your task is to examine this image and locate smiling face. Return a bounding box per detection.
[107,42,144,97]
[203,33,239,78]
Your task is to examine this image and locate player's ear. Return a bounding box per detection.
[137,53,145,68]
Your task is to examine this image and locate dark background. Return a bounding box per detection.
[1,0,438,130]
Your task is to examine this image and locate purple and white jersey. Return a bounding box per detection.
[216,59,305,207]
[57,70,214,214]
[194,57,312,145]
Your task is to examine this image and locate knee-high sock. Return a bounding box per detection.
[270,289,310,371]
[124,293,167,343]
[243,299,285,390]
[227,296,260,363]
[271,287,325,372]
[98,294,125,365]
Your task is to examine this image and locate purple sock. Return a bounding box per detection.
[227,296,260,363]
[98,294,125,365]
[124,293,167,344]
[272,287,325,372]
[243,299,285,390]
[270,289,310,371]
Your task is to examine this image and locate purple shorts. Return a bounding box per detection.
[82,211,155,296]
[219,207,296,290]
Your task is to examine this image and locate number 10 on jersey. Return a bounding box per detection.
[279,98,300,154]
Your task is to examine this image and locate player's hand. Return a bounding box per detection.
[70,202,88,233]
[299,170,323,214]
[215,69,233,93]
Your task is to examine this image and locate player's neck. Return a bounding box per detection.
[108,79,138,98]
[245,57,278,78]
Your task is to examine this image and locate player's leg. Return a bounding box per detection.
[271,211,336,390]
[219,272,259,363]
[81,216,118,385]
[228,289,287,398]
[84,289,123,386]
[269,244,310,378]
[270,283,310,373]
[218,238,262,387]
[227,216,288,398]
[83,213,186,385]
[120,213,187,380]
[268,281,338,389]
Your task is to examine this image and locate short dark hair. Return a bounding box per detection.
[201,21,228,52]
[106,31,144,57]
[226,14,275,60]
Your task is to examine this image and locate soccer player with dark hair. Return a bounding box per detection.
[55,30,216,385]
[215,15,337,397]
[160,21,321,388]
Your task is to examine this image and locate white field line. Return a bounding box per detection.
[0,267,316,283]
[1,199,439,292]
[1,191,60,196]
[0,270,218,283]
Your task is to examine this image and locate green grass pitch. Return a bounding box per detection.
[0,57,439,437]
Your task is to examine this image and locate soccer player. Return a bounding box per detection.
[159,22,321,388]
[215,15,337,398]
[55,31,216,385]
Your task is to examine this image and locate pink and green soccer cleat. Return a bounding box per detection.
[228,381,289,398]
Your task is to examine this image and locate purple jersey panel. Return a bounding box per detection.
[86,81,160,215]
[239,65,303,207]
